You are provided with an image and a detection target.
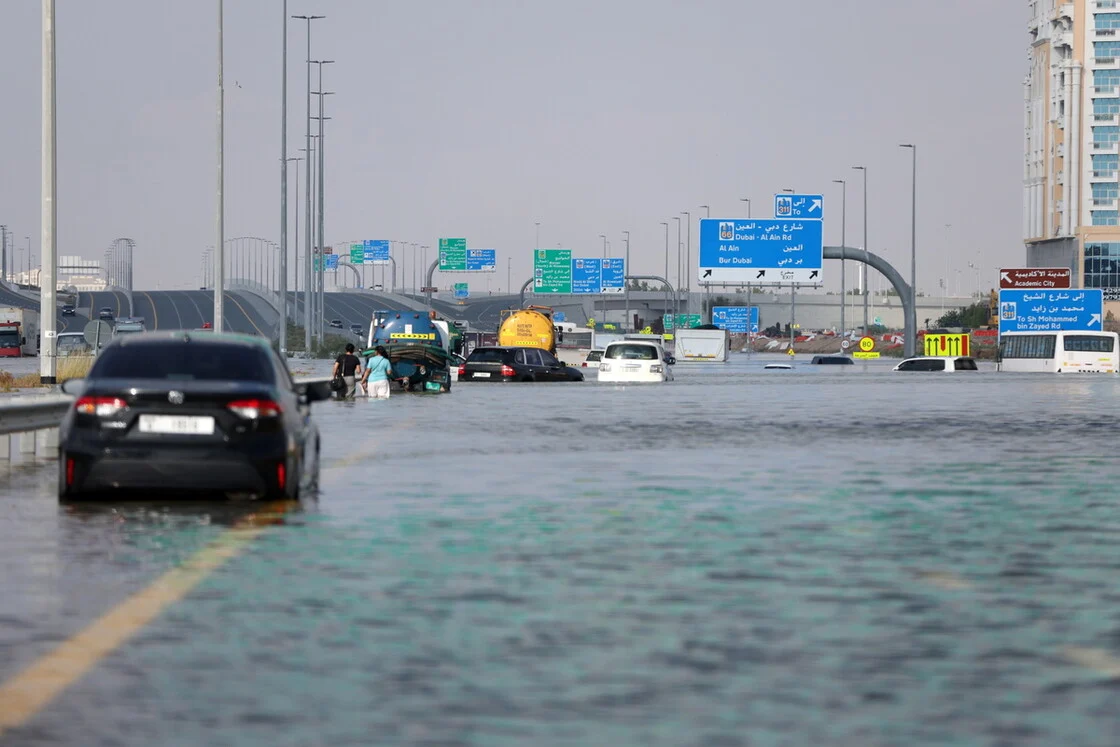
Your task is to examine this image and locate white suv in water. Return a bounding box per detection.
[893,356,979,372]
[597,340,674,383]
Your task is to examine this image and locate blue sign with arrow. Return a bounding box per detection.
[571,257,602,294]
[711,306,759,334]
[698,218,823,285]
[466,248,496,271]
[998,289,1103,332]
[326,254,339,270]
[774,193,823,219]
[601,257,625,294]
[364,240,390,264]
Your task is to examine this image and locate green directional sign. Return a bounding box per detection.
[349,243,364,265]
[439,238,467,271]
[533,249,572,294]
[662,313,702,330]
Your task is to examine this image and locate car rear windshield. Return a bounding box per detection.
[467,348,509,363]
[605,344,657,360]
[90,342,274,382]
[586,350,603,362]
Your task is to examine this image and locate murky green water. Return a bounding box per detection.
[4,356,1120,745]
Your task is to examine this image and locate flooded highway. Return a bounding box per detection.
[2,354,1120,745]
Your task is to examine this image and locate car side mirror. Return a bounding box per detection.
[296,379,333,404]
[60,378,85,396]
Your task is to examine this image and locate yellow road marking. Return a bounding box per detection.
[0,500,294,735]
[140,291,159,330]
[225,292,266,337]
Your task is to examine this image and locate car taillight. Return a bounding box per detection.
[75,396,126,416]
[457,365,466,377]
[227,399,283,419]
[500,364,516,377]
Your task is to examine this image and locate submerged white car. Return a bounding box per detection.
[597,340,674,383]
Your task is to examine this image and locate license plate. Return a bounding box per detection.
[623,364,641,371]
[138,414,215,435]
[473,372,491,378]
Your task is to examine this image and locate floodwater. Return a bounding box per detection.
[3,353,1120,746]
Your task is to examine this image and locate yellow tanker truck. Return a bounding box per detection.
[498,306,559,354]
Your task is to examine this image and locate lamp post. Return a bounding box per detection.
[699,205,710,319]
[852,165,868,333]
[672,216,681,316]
[781,189,795,345]
[285,156,303,326]
[740,198,751,218]
[506,257,511,294]
[292,13,323,350]
[680,211,691,315]
[832,179,847,339]
[622,230,630,331]
[535,221,540,249]
[311,60,334,341]
[660,221,669,322]
[215,0,225,332]
[278,0,289,352]
[900,143,917,354]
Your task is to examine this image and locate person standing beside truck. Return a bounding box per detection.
[332,343,363,400]
[361,345,393,400]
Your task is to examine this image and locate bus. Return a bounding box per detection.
[997,330,1119,373]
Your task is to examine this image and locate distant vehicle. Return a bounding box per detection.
[58,331,330,501]
[810,355,854,365]
[0,307,40,357]
[764,363,792,370]
[893,356,979,372]
[597,340,674,383]
[459,346,583,382]
[581,349,604,369]
[349,323,364,337]
[997,330,1119,373]
[373,284,384,291]
[329,319,343,329]
[61,304,75,316]
[56,331,93,357]
[98,307,114,321]
[113,317,146,336]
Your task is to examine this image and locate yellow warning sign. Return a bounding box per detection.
[858,336,875,352]
[389,333,436,340]
[787,347,795,356]
[924,333,970,357]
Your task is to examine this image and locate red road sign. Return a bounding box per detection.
[998,267,1071,289]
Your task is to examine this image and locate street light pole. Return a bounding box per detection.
[215,0,225,332]
[622,230,630,331]
[740,198,751,219]
[311,60,334,342]
[278,0,288,353]
[833,179,847,339]
[292,13,322,350]
[535,221,540,249]
[660,221,669,322]
[40,0,57,383]
[900,144,917,349]
[852,165,868,332]
[672,216,681,316]
[698,206,710,319]
[680,211,691,315]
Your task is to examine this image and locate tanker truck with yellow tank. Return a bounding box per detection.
[497,306,559,354]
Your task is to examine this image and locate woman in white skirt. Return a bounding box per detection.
[362,345,393,399]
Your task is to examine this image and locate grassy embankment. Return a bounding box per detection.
[0,356,93,392]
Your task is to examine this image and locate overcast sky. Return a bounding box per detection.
[0,0,1023,296]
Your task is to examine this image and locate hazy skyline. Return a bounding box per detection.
[0,1,1023,297]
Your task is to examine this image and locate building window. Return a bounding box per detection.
[1094,125,1120,146]
[1085,242,1120,287]
[1093,183,1119,200]
[1095,40,1120,56]
[1091,210,1120,226]
[1096,69,1120,87]
[1093,98,1120,116]
[1092,154,1120,174]
[1098,12,1120,28]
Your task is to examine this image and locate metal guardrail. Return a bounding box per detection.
[0,394,73,436]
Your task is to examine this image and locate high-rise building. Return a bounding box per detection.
[1025,0,1120,294]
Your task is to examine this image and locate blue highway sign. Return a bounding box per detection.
[698,218,823,285]
[466,248,497,271]
[711,306,759,334]
[998,289,1103,332]
[571,258,602,294]
[601,257,625,294]
[326,254,339,270]
[364,240,390,264]
[774,194,823,219]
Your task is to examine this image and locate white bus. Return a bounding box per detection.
[997,330,1119,373]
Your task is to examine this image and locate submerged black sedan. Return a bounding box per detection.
[58,331,331,501]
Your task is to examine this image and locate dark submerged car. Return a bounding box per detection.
[58,331,330,501]
[459,346,584,382]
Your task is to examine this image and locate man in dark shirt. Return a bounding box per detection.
[332,343,363,399]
